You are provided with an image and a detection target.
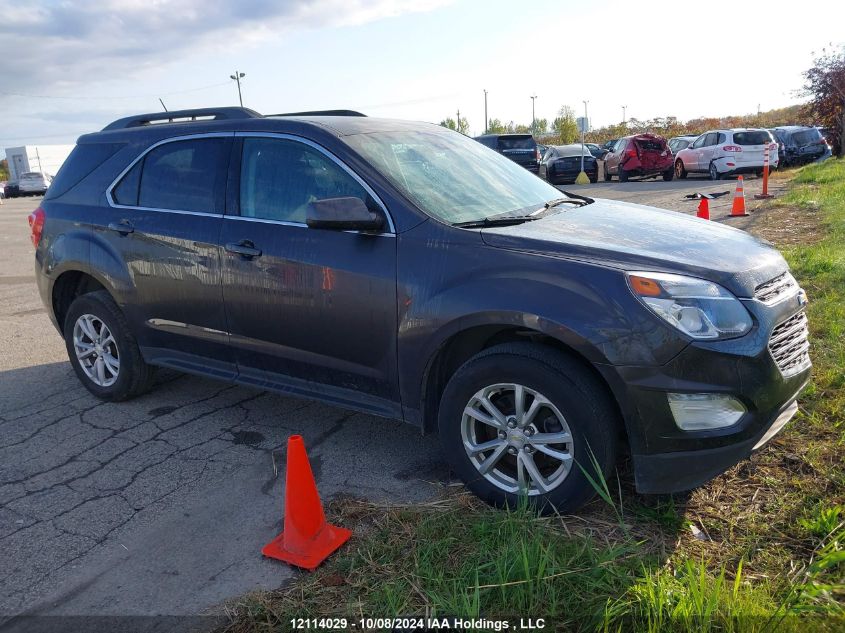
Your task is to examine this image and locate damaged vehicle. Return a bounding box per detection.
[32,108,811,513]
[603,134,674,182]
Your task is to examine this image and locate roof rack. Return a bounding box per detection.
[102,107,262,131]
[270,110,366,118]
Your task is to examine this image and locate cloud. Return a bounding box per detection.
[0,0,452,92]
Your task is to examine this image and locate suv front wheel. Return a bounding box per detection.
[437,343,619,514]
[64,290,155,401]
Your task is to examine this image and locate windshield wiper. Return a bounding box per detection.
[452,216,540,228]
[544,197,588,210]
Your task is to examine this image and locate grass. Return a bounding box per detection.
[221,161,845,632]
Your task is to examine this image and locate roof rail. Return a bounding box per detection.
[102,107,262,131]
[270,109,367,118]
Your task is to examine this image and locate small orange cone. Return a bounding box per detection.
[697,197,710,220]
[262,435,351,570]
[729,176,748,217]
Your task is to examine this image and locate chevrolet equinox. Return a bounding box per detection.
[30,107,811,512]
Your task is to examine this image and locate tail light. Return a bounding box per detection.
[722,145,742,152]
[535,148,541,161]
[29,207,45,248]
[625,148,637,158]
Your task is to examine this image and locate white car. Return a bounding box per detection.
[674,129,778,180]
[18,172,52,195]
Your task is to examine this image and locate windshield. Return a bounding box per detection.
[343,129,565,224]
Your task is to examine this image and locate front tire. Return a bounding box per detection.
[437,343,619,514]
[64,290,155,401]
[618,167,629,182]
[662,169,674,181]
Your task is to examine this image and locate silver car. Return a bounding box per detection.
[18,172,52,196]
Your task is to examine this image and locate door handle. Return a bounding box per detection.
[107,220,134,235]
[225,240,262,259]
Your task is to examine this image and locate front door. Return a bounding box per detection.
[220,135,399,417]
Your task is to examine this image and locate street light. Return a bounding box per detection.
[530,94,537,135]
[483,89,488,134]
[622,105,627,124]
[230,71,246,107]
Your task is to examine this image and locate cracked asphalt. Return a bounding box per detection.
[0,197,444,621]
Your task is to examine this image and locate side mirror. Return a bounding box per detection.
[305,197,385,232]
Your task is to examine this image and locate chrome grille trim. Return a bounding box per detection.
[755,272,797,304]
[768,311,811,376]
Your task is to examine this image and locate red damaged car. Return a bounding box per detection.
[603,134,674,182]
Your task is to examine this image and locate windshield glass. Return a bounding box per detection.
[344,129,564,224]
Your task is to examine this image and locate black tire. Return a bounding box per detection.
[675,160,687,179]
[64,290,155,401]
[589,175,598,184]
[437,343,619,514]
[662,169,674,181]
[709,162,721,180]
[603,165,612,182]
[618,167,628,182]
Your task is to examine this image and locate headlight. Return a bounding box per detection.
[627,272,753,340]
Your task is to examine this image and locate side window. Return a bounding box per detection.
[239,138,377,224]
[616,139,627,152]
[137,138,229,213]
[705,133,718,146]
[112,160,141,206]
[691,135,705,149]
[717,133,727,144]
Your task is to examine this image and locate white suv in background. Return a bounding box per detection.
[18,172,52,195]
[674,129,778,180]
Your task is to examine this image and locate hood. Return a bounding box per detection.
[481,198,787,297]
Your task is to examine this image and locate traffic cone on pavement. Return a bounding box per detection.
[262,435,351,571]
[697,197,710,220]
[729,176,748,217]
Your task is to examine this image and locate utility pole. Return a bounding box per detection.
[530,94,537,135]
[483,89,488,134]
[456,108,461,133]
[622,105,627,124]
[230,71,246,107]
[579,100,589,178]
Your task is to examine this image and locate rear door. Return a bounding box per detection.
[101,134,236,376]
[697,132,720,169]
[219,134,399,416]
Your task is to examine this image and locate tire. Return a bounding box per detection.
[618,167,628,182]
[64,290,155,401]
[662,169,674,181]
[437,343,619,514]
[709,162,721,180]
[603,165,612,182]
[589,176,598,184]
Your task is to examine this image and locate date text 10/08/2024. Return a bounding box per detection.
[290,617,547,630]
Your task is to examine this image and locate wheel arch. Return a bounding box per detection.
[51,270,113,331]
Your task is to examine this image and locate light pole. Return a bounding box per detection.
[483,89,488,134]
[622,105,627,124]
[230,71,246,107]
[580,100,589,175]
[530,94,537,135]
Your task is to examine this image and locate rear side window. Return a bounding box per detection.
[112,138,230,212]
[239,137,375,224]
[47,144,123,199]
[498,136,535,150]
[733,131,771,146]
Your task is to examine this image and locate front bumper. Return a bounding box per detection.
[597,292,811,494]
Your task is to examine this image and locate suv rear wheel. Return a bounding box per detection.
[618,167,628,182]
[675,159,687,179]
[709,162,721,180]
[64,290,155,401]
[437,343,618,514]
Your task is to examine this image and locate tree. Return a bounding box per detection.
[803,45,845,156]
[552,106,578,144]
[440,116,470,135]
[0,159,8,182]
[487,118,508,134]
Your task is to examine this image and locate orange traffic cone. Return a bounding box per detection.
[262,435,351,570]
[729,176,748,217]
[697,197,710,220]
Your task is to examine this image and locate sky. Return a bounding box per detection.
[1,0,843,149]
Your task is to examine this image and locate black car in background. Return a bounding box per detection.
[539,144,598,184]
[475,133,541,173]
[3,180,20,198]
[32,107,811,513]
[769,126,829,167]
[584,143,608,159]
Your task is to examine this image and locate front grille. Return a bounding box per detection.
[768,311,811,376]
[755,272,797,304]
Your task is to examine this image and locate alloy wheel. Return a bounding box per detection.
[460,383,574,495]
[73,314,120,387]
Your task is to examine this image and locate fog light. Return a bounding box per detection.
[667,393,746,431]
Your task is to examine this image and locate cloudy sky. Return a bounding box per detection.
[1,0,842,149]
